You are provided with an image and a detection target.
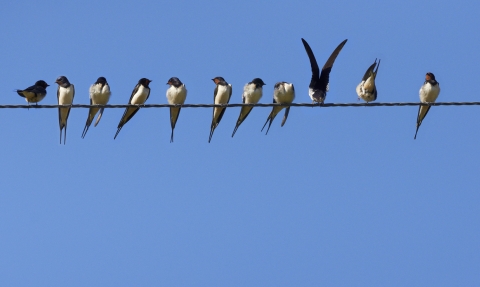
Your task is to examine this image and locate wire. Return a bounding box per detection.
[1,102,480,109]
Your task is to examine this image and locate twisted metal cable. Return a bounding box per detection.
[1,102,479,109]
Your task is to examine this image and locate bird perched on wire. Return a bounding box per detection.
[114,78,151,139]
[301,38,347,104]
[16,80,50,105]
[55,76,75,145]
[232,78,265,137]
[82,77,111,138]
[262,82,295,134]
[356,59,380,103]
[415,72,440,139]
[209,77,232,143]
[166,77,187,143]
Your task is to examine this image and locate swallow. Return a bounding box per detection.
[55,76,75,145]
[209,77,232,143]
[301,38,347,104]
[81,77,111,138]
[415,72,440,139]
[232,78,266,137]
[16,80,49,105]
[114,78,151,139]
[166,77,187,142]
[356,59,380,103]
[262,82,295,134]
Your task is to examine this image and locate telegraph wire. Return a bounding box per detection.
[0,102,479,109]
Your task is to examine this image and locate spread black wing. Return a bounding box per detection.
[318,39,348,91]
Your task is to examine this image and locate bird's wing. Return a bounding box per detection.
[318,39,348,90]
[373,59,381,79]
[362,60,377,81]
[301,38,320,80]
[227,84,232,103]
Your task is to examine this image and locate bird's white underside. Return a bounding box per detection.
[213,84,231,120]
[58,85,75,125]
[166,84,187,105]
[130,85,149,105]
[419,82,440,103]
[89,83,111,105]
[272,83,295,116]
[242,83,263,104]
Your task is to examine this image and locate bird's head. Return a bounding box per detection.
[251,78,266,88]
[212,77,226,84]
[35,80,49,88]
[167,77,183,87]
[55,76,70,87]
[95,77,107,85]
[139,78,152,87]
[425,72,438,85]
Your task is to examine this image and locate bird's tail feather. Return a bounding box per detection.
[261,116,271,132]
[231,124,239,137]
[414,125,420,140]
[64,124,67,145]
[16,90,25,98]
[114,126,123,139]
[94,108,104,127]
[82,117,92,139]
[281,107,290,127]
[262,109,276,135]
[208,129,214,143]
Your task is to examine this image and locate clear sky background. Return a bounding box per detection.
[0,0,479,286]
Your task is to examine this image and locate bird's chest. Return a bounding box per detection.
[420,83,440,102]
[244,88,262,103]
[167,86,187,104]
[58,86,74,104]
[215,86,230,104]
[91,86,111,104]
[276,90,294,103]
[131,86,149,104]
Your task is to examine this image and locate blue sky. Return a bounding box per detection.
[0,0,479,286]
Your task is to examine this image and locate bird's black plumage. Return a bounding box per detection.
[16,80,49,105]
[301,38,347,103]
[209,77,232,143]
[114,78,151,139]
[231,78,266,137]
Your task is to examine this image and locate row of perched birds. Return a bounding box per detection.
[14,38,440,144]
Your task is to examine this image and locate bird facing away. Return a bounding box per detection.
[415,72,440,139]
[232,78,266,137]
[56,76,75,145]
[262,82,295,134]
[356,59,380,103]
[16,80,49,105]
[166,77,187,142]
[209,77,232,143]
[82,77,111,138]
[114,78,151,139]
[301,38,347,104]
